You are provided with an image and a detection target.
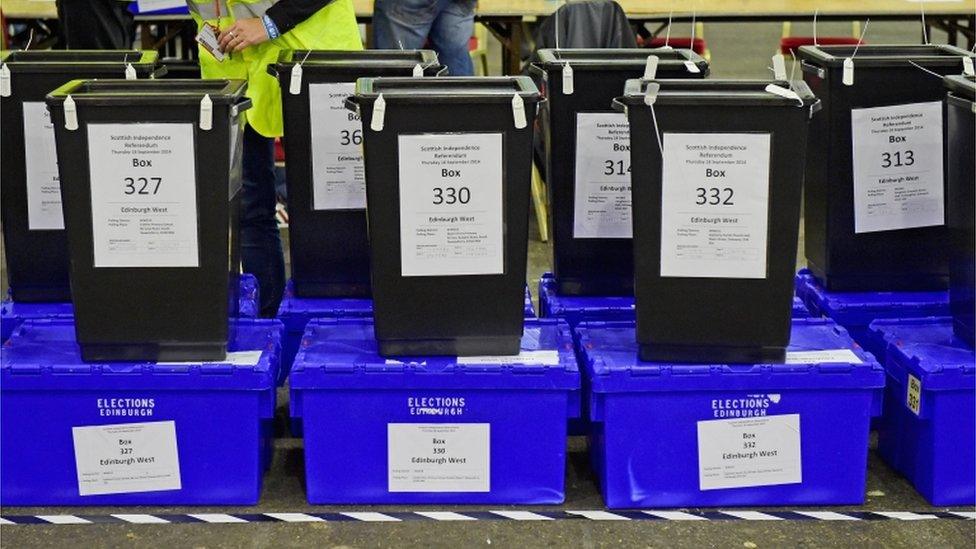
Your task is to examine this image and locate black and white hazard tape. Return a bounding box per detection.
[1,510,974,525]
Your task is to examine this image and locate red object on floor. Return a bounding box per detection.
[780,37,864,55]
[640,36,707,56]
[274,138,285,163]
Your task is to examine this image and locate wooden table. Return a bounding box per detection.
[4,0,973,74]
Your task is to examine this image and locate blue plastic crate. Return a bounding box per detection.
[1,274,260,344]
[0,318,281,506]
[870,317,975,506]
[277,280,535,385]
[275,280,375,385]
[0,299,73,343]
[795,269,949,361]
[576,318,885,509]
[538,272,635,328]
[792,296,811,318]
[290,318,580,504]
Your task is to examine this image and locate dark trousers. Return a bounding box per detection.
[242,125,285,317]
[56,0,134,49]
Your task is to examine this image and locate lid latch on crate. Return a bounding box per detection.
[562,62,574,94]
[0,64,10,97]
[199,93,213,131]
[64,95,79,131]
[512,93,527,129]
[644,55,659,80]
[371,93,386,131]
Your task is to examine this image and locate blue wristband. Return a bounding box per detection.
[262,14,280,40]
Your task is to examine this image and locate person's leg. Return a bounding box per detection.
[56,0,134,49]
[429,0,476,76]
[241,124,285,317]
[372,0,438,50]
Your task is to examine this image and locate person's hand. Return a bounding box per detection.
[218,18,270,53]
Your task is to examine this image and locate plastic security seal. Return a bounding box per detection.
[562,63,574,95]
[413,63,423,77]
[512,93,527,129]
[644,55,659,80]
[199,93,213,131]
[125,63,137,80]
[684,61,701,74]
[64,95,78,131]
[643,81,661,106]
[772,54,787,81]
[964,57,975,77]
[842,58,855,86]
[289,63,303,95]
[0,64,10,97]
[371,93,386,131]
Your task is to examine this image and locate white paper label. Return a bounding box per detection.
[72,420,181,496]
[388,423,489,492]
[661,133,771,279]
[785,349,863,364]
[851,101,945,234]
[697,414,802,491]
[907,373,922,415]
[397,133,504,277]
[457,350,560,366]
[573,113,632,239]
[309,83,366,210]
[23,102,65,230]
[87,123,199,268]
[157,350,262,366]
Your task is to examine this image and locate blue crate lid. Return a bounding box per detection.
[794,269,949,325]
[1,318,282,391]
[290,318,580,391]
[538,272,635,318]
[1,298,75,342]
[792,296,811,318]
[577,318,884,393]
[870,317,975,392]
[276,280,373,330]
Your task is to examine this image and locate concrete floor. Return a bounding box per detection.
[3,19,975,549]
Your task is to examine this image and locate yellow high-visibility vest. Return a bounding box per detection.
[188,0,363,137]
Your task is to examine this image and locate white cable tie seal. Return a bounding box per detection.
[199,94,213,131]
[684,60,701,74]
[0,64,10,97]
[512,93,527,129]
[765,84,804,107]
[64,95,78,131]
[643,82,661,106]
[842,58,854,86]
[644,55,659,80]
[413,63,423,77]
[963,57,975,77]
[772,54,787,81]
[289,62,303,95]
[655,45,673,51]
[125,62,137,80]
[371,93,386,131]
[561,62,574,95]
